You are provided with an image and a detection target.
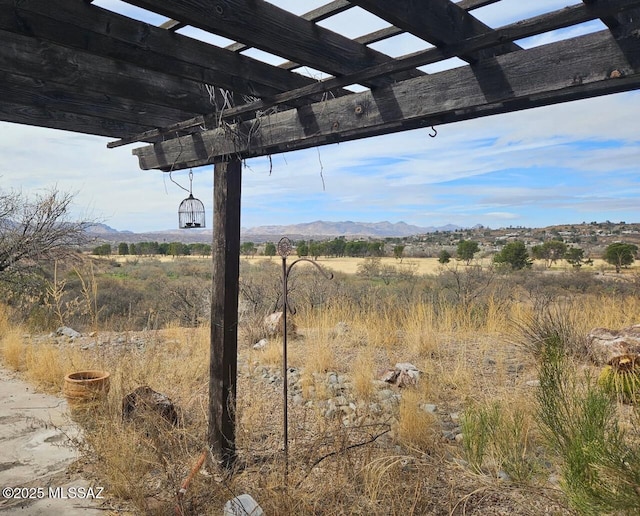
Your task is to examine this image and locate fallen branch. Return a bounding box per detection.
[296,428,391,488]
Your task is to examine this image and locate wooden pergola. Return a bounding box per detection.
[2,0,640,467]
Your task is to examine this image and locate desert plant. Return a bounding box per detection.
[461,401,500,473]
[535,329,640,514]
[513,301,588,360]
[461,400,540,482]
[598,355,640,404]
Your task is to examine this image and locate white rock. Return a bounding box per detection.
[253,338,268,350]
[223,494,264,516]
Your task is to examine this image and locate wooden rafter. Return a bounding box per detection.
[225,0,354,54]
[349,0,521,63]
[2,0,347,103]
[111,0,640,149]
[121,0,423,87]
[0,28,209,135]
[132,25,640,170]
[278,0,503,72]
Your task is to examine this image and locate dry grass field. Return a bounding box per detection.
[2,257,640,514]
[280,256,632,276]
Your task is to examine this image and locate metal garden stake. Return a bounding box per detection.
[277,237,333,478]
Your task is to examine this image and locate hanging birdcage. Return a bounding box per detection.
[178,170,206,229]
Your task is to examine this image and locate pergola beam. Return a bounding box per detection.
[349,0,520,63]
[121,0,423,87]
[0,70,187,136]
[132,26,640,170]
[112,0,640,148]
[2,0,343,104]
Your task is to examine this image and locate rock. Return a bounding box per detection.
[379,363,421,387]
[263,312,296,337]
[122,386,178,426]
[56,326,81,338]
[442,430,457,441]
[587,325,640,365]
[525,379,540,387]
[497,470,511,481]
[223,494,264,516]
[420,403,437,414]
[253,338,268,350]
[327,372,339,384]
[380,369,398,383]
[377,388,396,400]
[324,407,338,419]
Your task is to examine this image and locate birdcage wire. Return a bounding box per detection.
[178,170,205,229]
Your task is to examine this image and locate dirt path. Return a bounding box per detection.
[0,368,106,515]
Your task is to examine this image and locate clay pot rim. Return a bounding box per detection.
[64,370,110,383]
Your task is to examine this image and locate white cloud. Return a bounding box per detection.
[2,3,639,232]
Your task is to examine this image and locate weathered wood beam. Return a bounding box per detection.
[0,28,212,115]
[349,0,520,63]
[0,70,197,134]
[2,0,340,102]
[159,19,186,31]
[121,0,423,87]
[225,0,353,53]
[116,0,640,148]
[279,0,502,72]
[457,0,501,8]
[133,27,640,170]
[583,0,621,29]
[208,159,242,468]
[0,99,154,137]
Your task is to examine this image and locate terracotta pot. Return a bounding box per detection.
[63,370,110,408]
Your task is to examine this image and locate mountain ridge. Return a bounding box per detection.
[87,221,462,243]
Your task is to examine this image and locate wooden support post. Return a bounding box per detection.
[208,159,242,468]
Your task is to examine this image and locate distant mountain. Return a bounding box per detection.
[86,220,462,244]
[243,220,460,238]
[87,223,133,235]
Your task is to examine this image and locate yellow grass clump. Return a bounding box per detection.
[396,386,439,454]
[1,328,25,371]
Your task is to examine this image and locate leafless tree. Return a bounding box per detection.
[0,187,94,280]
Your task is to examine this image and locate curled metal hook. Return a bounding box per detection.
[429,126,438,138]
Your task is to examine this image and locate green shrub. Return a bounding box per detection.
[535,330,640,514]
[461,400,541,483]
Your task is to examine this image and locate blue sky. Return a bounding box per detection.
[1,1,639,233]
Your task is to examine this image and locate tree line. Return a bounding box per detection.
[437,239,637,272]
[93,241,212,257]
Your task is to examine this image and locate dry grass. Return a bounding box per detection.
[1,330,25,372]
[2,279,640,514]
[396,386,439,453]
[352,351,376,400]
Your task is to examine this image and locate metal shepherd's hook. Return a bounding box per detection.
[277,237,333,482]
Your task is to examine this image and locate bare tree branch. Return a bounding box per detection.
[0,187,96,279]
